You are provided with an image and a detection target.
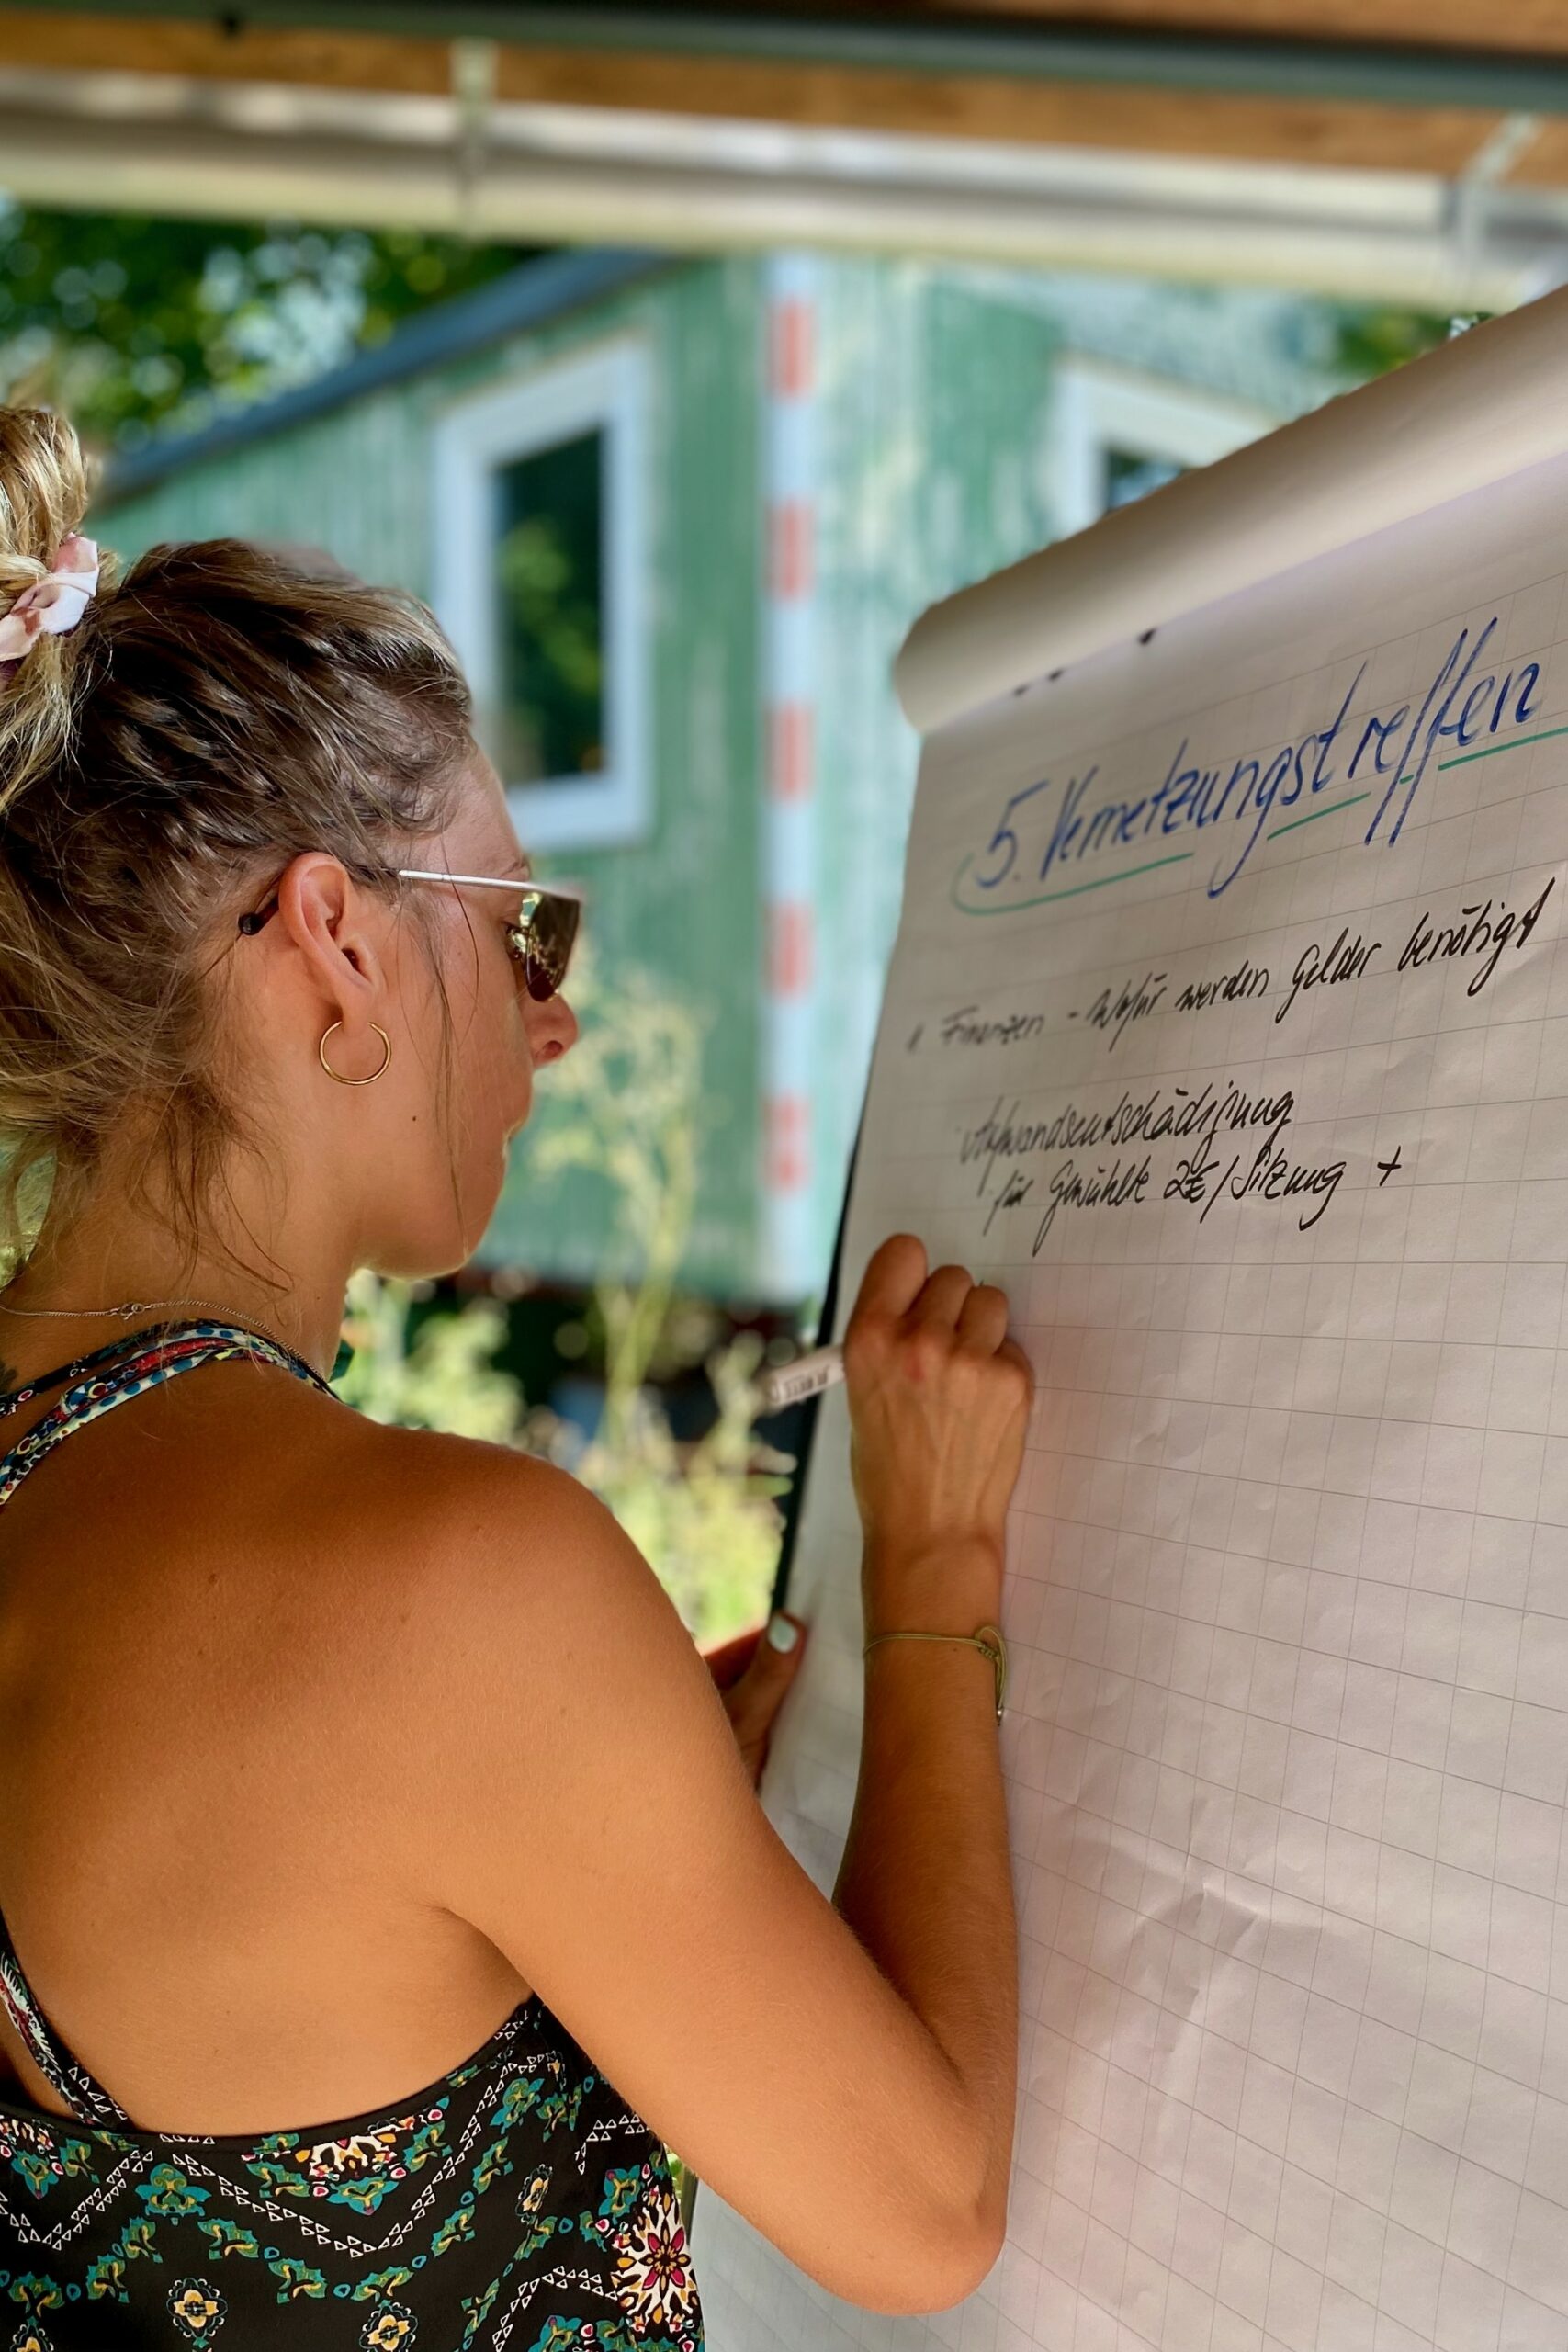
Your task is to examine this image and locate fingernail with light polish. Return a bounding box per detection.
[766,1611,801,1653]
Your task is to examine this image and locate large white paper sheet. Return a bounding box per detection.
[695,442,1568,2351]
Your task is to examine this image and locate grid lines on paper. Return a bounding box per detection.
[693,454,1568,2352]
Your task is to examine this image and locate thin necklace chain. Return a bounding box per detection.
[0,1290,311,1374]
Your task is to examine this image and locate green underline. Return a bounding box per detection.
[952,848,1193,916]
[1268,788,1371,840]
[1438,722,1568,770]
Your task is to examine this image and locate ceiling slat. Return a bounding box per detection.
[491,42,1506,176]
[0,9,449,94]
[899,0,1568,61]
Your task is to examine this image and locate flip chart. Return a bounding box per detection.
[694,291,1568,2351]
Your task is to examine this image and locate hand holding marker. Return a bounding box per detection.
[761,1343,846,1412]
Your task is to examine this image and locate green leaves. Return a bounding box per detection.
[334,1272,521,1442]
[0,209,530,452]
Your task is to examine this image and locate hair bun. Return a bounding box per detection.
[0,408,107,809]
[0,407,89,591]
[0,414,473,1281]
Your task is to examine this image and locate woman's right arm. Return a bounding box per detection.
[400,1235,1032,2318]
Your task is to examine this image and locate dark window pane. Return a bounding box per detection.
[1104,445,1185,514]
[493,428,605,786]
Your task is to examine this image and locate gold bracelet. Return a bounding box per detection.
[862,1623,1008,1722]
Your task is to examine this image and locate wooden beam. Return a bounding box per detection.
[7,0,1568,76]
[897,0,1568,62]
[1501,117,1568,182]
[0,9,449,94]
[0,7,1549,188]
[492,46,1505,180]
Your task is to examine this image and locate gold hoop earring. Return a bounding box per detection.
[318,1021,391,1086]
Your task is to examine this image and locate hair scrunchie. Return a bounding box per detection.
[0,533,99,678]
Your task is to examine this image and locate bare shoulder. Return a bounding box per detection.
[288,1399,714,1766]
[192,1362,713,1797]
[350,1415,681,1638]
[250,1369,639,1591]
[199,1377,734,1928]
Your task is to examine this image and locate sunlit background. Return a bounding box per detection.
[5,0,1556,1645]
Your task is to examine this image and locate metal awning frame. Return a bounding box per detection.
[6,4,1568,309]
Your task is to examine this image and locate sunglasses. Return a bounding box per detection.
[237,865,582,1003]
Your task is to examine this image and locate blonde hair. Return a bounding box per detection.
[0,404,475,1271]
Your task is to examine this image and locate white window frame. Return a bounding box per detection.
[432,339,651,853]
[1050,354,1279,539]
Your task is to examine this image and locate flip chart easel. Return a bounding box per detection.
[694,288,1568,2352]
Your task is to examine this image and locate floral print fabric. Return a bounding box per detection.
[0,2010,700,2351]
[0,1327,703,2348]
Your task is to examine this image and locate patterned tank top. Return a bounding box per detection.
[0,1322,702,2351]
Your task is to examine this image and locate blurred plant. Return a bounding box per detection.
[518,945,794,1643]
[522,944,702,1447]
[334,1269,521,1443]
[560,1330,792,1641]
[0,208,531,450]
[1326,304,1476,379]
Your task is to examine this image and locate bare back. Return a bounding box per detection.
[0,1325,534,2132]
[0,1270,1019,2323]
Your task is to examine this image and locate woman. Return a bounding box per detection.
[0,404,1031,2347]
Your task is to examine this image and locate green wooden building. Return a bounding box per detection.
[96,248,1343,1308]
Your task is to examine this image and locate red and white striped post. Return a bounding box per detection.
[760,257,820,1301]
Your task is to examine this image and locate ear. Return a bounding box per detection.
[270,852,389,1029]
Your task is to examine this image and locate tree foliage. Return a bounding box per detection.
[0,204,532,453]
[1326,304,1478,380]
